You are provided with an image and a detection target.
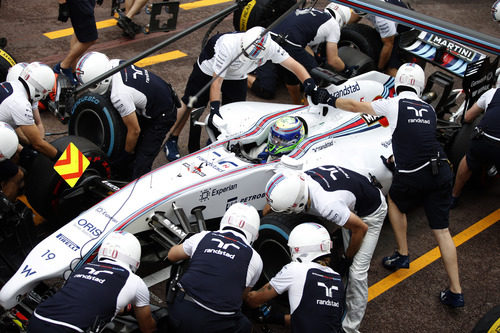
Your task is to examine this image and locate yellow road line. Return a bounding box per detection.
[43,19,117,39]
[180,0,232,10]
[134,50,187,67]
[368,208,500,302]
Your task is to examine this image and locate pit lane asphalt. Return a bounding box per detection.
[1,0,499,332]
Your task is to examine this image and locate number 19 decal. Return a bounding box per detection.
[41,249,56,260]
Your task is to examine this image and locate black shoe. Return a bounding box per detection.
[440,288,464,308]
[117,16,136,39]
[382,250,410,269]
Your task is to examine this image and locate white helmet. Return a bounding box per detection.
[265,171,308,214]
[98,231,141,272]
[219,203,260,244]
[492,0,500,22]
[241,26,271,61]
[395,63,426,96]
[75,51,112,95]
[288,223,332,263]
[0,122,18,162]
[325,3,352,28]
[6,62,28,82]
[20,62,55,102]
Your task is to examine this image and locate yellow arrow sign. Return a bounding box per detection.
[53,143,90,187]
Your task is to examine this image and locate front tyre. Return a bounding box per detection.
[68,93,126,159]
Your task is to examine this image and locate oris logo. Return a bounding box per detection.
[76,219,102,237]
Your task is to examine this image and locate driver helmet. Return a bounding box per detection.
[325,3,352,28]
[219,202,260,244]
[394,63,425,97]
[19,62,55,102]
[288,223,332,263]
[6,62,28,82]
[265,171,308,214]
[98,231,141,273]
[241,26,271,61]
[75,51,113,95]
[0,122,19,162]
[267,116,305,156]
[493,0,500,22]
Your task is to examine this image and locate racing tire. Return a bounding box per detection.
[25,136,111,225]
[0,48,16,82]
[338,46,376,75]
[68,93,126,159]
[339,24,382,63]
[446,115,483,172]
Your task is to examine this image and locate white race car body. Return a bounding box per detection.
[0,71,395,309]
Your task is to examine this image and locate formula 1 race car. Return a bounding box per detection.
[0,69,395,331]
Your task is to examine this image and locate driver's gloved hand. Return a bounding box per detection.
[302,78,317,101]
[207,100,222,136]
[58,2,70,22]
[316,88,338,107]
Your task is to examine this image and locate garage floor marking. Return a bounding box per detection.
[134,50,187,67]
[368,208,500,302]
[180,0,232,10]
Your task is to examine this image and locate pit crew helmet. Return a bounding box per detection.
[265,171,308,214]
[394,63,425,97]
[98,231,141,273]
[6,62,28,82]
[75,51,113,95]
[220,202,260,244]
[288,223,332,263]
[19,62,55,102]
[0,122,19,162]
[493,0,500,22]
[241,26,271,61]
[325,3,352,27]
[267,116,305,156]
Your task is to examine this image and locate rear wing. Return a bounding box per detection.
[402,31,487,78]
[462,56,499,111]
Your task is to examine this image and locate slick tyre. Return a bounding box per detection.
[25,136,111,225]
[69,93,126,159]
[339,24,383,63]
[447,115,483,171]
[0,48,16,82]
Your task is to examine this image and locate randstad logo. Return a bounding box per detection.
[331,82,361,98]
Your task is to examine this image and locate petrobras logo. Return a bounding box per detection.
[331,82,360,98]
[75,218,103,237]
[56,233,80,251]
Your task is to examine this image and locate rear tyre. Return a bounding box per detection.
[68,93,126,159]
[339,24,382,63]
[25,136,111,225]
[447,115,483,171]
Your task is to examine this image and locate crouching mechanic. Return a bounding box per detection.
[246,223,344,333]
[265,165,387,333]
[76,51,179,180]
[0,121,24,203]
[166,203,263,333]
[163,26,318,160]
[0,62,59,160]
[28,231,156,333]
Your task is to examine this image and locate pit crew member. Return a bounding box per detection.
[167,203,263,333]
[28,231,156,333]
[331,62,464,307]
[163,26,318,161]
[76,51,179,180]
[265,165,387,332]
[245,223,344,333]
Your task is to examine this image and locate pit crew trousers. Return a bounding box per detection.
[342,190,387,333]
